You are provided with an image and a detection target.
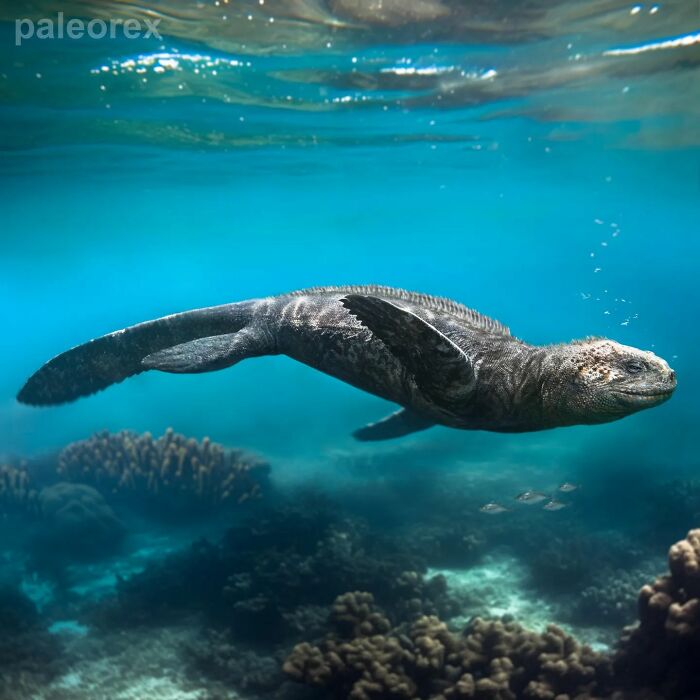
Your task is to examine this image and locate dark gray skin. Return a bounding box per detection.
[17,285,676,440]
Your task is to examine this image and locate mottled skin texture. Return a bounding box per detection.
[17,286,676,439]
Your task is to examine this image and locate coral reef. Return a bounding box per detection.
[57,428,269,512]
[330,591,392,637]
[6,436,700,700]
[31,483,125,565]
[614,529,700,697]
[401,522,485,568]
[0,463,39,517]
[216,510,459,641]
[284,591,612,699]
[509,527,649,605]
[0,584,64,696]
[90,500,458,645]
[643,479,700,546]
[569,567,656,629]
[521,536,597,596]
[185,628,285,693]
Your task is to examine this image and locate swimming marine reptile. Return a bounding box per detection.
[17,285,676,441]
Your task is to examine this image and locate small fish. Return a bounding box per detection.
[515,490,548,505]
[543,499,568,512]
[480,502,509,514]
[558,482,579,494]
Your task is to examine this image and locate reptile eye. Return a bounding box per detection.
[625,360,645,375]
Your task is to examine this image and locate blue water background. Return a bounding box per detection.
[1,27,698,498]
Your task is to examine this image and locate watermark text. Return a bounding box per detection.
[15,12,162,46]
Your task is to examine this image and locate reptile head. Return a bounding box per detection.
[549,338,676,424]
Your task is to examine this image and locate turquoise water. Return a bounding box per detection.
[4,116,697,472]
[1,3,699,698]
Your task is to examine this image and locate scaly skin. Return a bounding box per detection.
[17,285,676,436]
[268,287,676,432]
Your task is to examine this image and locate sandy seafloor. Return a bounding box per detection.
[28,559,608,700]
[0,444,683,699]
[8,551,622,700]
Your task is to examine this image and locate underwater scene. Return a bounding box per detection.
[1,1,699,698]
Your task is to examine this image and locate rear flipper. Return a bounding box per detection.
[142,328,269,374]
[17,301,262,406]
[353,408,434,441]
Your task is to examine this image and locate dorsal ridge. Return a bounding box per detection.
[287,285,510,336]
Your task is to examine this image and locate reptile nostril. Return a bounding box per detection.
[669,370,676,383]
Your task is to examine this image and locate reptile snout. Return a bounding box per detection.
[667,369,677,391]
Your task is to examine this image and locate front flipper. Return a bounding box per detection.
[341,294,475,411]
[353,408,434,441]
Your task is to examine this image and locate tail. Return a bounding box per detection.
[17,301,258,406]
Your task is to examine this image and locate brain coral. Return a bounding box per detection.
[57,428,269,509]
[284,591,611,699]
[33,482,125,562]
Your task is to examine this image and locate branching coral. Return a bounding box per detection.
[614,529,700,697]
[0,463,39,516]
[284,592,611,699]
[57,428,269,509]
